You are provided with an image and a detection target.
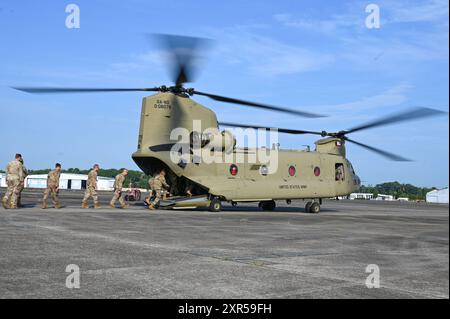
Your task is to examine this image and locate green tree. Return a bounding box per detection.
[360,181,434,200]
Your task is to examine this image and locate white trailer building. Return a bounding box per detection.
[25,173,114,191]
[426,188,449,204]
[349,193,374,200]
[0,173,6,187]
[375,194,395,201]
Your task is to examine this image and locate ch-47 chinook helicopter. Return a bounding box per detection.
[14,35,446,213]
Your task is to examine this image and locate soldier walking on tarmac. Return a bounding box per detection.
[144,174,156,206]
[81,164,101,209]
[16,157,28,208]
[109,168,129,209]
[148,169,170,210]
[2,154,25,209]
[42,163,62,209]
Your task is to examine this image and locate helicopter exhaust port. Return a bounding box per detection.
[190,130,236,153]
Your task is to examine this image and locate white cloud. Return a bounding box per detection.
[219,84,414,130]
[339,32,448,67]
[321,84,413,112]
[274,0,449,31]
[211,30,335,76]
[273,1,449,69]
[384,0,449,24]
[273,12,363,34]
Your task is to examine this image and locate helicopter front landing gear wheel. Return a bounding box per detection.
[259,200,276,211]
[209,197,222,212]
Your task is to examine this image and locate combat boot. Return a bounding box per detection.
[2,198,9,209]
[94,202,101,209]
[41,203,48,209]
[148,204,155,210]
[121,204,129,209]
[81,201,88,209]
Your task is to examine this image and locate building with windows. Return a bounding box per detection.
[349,193,374,200]
[24,173,114,191]
[375,194,395,201]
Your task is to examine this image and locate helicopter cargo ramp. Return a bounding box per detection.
[156,195,211,209]
[0,188,448,299]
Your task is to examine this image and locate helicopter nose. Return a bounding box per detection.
[355,176,361,191]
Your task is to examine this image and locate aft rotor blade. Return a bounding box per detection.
[219,122,324,135]
[152,34,213,86]
[344,137,411,161]
[12,87,161,94]
[195,91,326,118]
[344,107,447,134]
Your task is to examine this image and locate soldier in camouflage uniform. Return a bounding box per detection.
[144,174,156,206]
[109,169,129,209]
[81,164,101,209]
[42,163,62,209]
[335,164,345,182]
[16,158,28,208]
[148,169,170,210]
[2,154,25,209]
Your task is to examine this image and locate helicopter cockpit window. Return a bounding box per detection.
[348,163,355,175]
[335,163,345,181]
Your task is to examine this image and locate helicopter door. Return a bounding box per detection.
[335,163,345,182]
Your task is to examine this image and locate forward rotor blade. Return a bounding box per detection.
[345,107,447,134]
[12,87,161,94]
[219,122,324,135]
[344,137,411,161]
[152,34,213,86]
[195,91,326,118]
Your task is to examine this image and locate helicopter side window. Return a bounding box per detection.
[335,163,345,181]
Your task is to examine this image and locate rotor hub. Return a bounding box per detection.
[157,85,195,97]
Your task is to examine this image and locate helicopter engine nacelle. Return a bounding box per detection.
[190,130,236,153]
[315,137,346,157]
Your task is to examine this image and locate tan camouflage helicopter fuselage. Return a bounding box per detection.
[132,93,361,203]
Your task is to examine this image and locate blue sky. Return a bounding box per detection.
[0,0,448,188]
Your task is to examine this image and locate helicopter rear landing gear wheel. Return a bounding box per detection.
[305,201,313,213]
[209,197,222,212]
[309,202,321,214]
[259,200,276,211]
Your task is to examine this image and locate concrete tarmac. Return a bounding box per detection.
[0,189,448,298]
